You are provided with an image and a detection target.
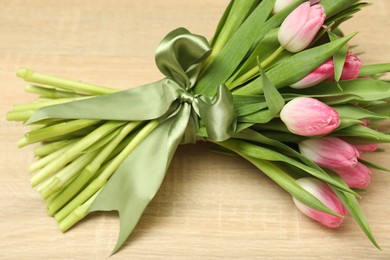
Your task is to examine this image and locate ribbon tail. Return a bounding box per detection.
[26,79,181,124]
[87,104,191,254]
[197,85,237,142]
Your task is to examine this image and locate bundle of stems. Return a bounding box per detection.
[7,68,157,231]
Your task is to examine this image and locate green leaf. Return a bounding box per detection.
[321,0,360,18]
[238,109,274,124]
[216,140,343,217]
[219,138,357,195]
[288,78,390,102]
[338,118,362,130]
[330,174,381,250]
[234,33,356,95]
[258,60,285,118]
[328,31,348,83]
[325,2,369,29]
[254,130,306,144]
[333,105,388,120]
[333,125,390,142]
[226,28,288,85]
[367,103,390,117]
[359,63,390,77]
[210,0,259,49]
[195,0,307,96]
[359,159,390,173]
[210,0,234,47]
[233,95,267,116]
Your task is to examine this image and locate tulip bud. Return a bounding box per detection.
[340,53,362,80]
[353,143,379,154]
[293,177,347,228]
[278,2,326,52]
[280,97,340,136]
[298,137,360,168]
[332,162,372,188]
[290,58,334,89]
[273,0,321,14]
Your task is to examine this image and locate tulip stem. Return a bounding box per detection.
[54,120,159,223]
[25,85,88,99]
[228,46,285,89]
[17,68,118,95]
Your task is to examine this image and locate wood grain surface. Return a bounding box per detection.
[1,1,390,259]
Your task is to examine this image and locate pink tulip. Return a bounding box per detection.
[298,137,360,168]
[293,177,347,228]
[332,162,372,188]
[278,2,326,52]
[340,53,362,80]
[274,0,322,14]
[290,58,334,89]
[280,97,340,136]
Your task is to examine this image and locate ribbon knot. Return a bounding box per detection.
[155,28,237,142]
[179,89,196,104]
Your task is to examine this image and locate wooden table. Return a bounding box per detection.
[1,1,389,259]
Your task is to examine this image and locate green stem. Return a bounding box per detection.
[30,121,124,187]
[38,150,99,199]
[12,96,89,112]
[38,129,119,199]
[228,46,285,90]
[30,140,79,172]
[58,190,101,232]
[6,110,34,122]
[47,121,142,215]
[17,68,118,95]
[25,85,88,99]
[23,119,100,147]
[55,120,159,223]
[34,139,78,157]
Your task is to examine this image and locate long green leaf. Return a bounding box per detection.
[287,78,390,102]
[321,0,360,18]
[234,34,356,95]
[359,159,390,173]
[233,95,267,116]
[210,0,259,49]
[258,61,285,118]
[195,0,306,96]
[367,103,390,117]
[333,125,390,142]
[328,31,348,83]
[330,174,381,250]
[359,63,390,77]
[219,138,357,195]
[333,105,388,120]
[217,140,342,217]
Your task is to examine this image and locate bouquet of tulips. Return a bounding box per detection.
[7,0,390,254]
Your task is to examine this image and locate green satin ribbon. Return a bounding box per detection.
[26,28,237,253]
[27,27,237,142]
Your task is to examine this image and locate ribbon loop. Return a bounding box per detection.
[155,27,211,89]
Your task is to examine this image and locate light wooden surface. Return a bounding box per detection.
[1,1,390,259]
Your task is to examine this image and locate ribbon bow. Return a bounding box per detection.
[27,28,237,253]
[28,28,237,142]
